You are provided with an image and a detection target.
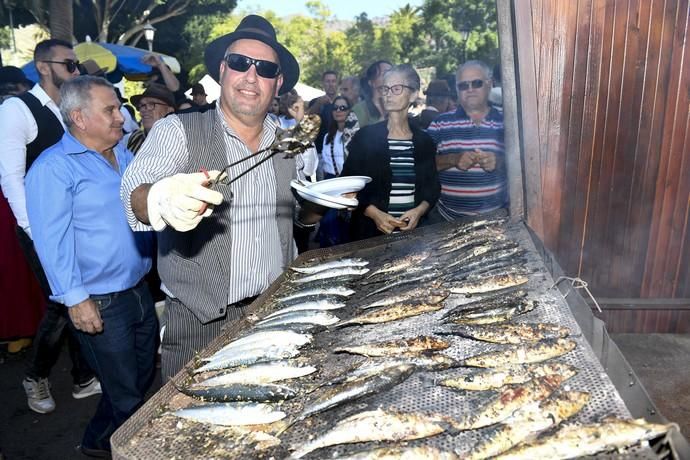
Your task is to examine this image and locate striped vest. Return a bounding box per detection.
[156,109,296,324]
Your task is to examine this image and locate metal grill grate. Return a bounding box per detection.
[112,221,660,459]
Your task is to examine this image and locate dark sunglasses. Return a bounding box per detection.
[332,104,350,112]
[457,79,485,91]
[223,53,281,79]
[41,59,80,73]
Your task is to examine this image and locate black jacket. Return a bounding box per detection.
[341,120,441,241]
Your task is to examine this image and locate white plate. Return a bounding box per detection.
[291,180,359,209]
[309,176,372,196]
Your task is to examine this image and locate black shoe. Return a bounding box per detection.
[79,445,111,459]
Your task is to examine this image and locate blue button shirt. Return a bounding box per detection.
[26,132,153,306]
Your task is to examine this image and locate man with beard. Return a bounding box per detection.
[26,76,156,457]
[121,15,325,380]
[0,39,100,415]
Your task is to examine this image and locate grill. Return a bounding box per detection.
[112,220,685,459]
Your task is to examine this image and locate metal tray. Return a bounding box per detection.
[112,220,683,459]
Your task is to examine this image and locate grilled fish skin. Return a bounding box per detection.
[277,286,355,302]
[194,345,301,374]
[493,417,677,460]
[255,310,339,328]
[214,331,312,356]
[445,273,529,295]
[171,402,286,426]
[262,299,346,319]
[441,323,570,344]
[195,361,317,386]
[290,408,453,459]
[363,270,443,298]
[453,374,570,430]
[293,266,369,284]
[446,300,537,325]
[446,247,525,278]
[441,289,528,320]
[466,391,591,460]
[360,287,450,310]
[462,338,577,368]
[366,251,430,278]
[440,362,578,391]
[337,301,444,328]
[330,354,460,387]
[252,322,323,333]
[179,382,298,403]
[273,293,351,308]
[295,363,415,422]
[338,445,459,460]
[335,336,450,357]
[291,257,369,274]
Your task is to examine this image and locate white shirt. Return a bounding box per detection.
[279,116,318,181]
[321,131,346,176]
[0,84,65,237]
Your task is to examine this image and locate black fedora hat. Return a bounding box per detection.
[130,83,176,108]
[204,14,299,95]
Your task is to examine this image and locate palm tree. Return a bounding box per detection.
[49,0,73,41]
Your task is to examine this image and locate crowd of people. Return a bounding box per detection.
[0,13,506,458]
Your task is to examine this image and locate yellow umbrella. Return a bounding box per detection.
[75,41,118,73]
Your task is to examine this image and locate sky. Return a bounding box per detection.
[236,0,425,20]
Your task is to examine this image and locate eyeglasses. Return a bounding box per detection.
[457,79,485,91]
[332,104,350,112]
[137,102,168,111]
[377,84,416,96]
[41,59,80,73]
[223,53,281,79]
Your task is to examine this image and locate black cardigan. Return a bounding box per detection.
[341,120,441,241]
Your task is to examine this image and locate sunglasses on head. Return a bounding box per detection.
[457,79,485,91]
[41,59,80,73]
[332,104,350,112]
[223,53,281,79]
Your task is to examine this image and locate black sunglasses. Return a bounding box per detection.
[332,104,350,112]
[223,53,281,79]
[457,79,485,91]
[41,59,80,73]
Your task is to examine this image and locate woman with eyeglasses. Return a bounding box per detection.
[317,95,360,247]
[342,64,440,241]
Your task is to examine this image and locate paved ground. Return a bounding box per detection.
[0,344,161,460]
[0,334,687,459]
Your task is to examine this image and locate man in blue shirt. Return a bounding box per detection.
[25,75,157,458]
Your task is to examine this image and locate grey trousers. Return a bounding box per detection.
[160,297,247,381]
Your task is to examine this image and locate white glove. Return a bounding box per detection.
[147,171,224,232]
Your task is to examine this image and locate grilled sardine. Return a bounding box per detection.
[335,336,450,357]
[337,301,444,327]
[462,338,577,367]
[442,322,570,344]
[440,362,578,391]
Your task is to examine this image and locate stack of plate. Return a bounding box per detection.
[291,176,371,209]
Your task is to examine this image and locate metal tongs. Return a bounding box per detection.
[205,114,321,189]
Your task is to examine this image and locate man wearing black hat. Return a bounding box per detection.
[121,15,321,379]
[126,83,176,153]
[0,66,34,101]
[417,79,454,129]
[190,82,208,107]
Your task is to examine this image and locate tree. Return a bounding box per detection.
[419,0,499,76]
[50,0,72,40]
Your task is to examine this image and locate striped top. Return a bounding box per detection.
[427,106,507,219]
[121,104,284,305]
[388,139,416,217]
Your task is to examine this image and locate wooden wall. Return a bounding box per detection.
[506,0,690,332]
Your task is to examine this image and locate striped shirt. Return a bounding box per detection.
[388,139,416,217]
[427,106,507,219]
[121,104,283,305]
